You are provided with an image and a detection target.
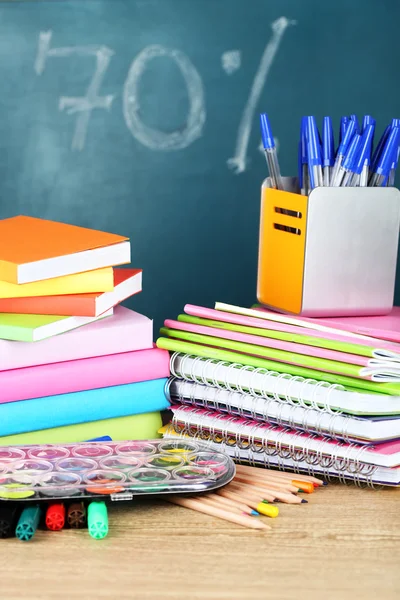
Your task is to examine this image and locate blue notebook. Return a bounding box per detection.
[0,378,169,436]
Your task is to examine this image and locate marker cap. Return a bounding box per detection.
[88,501,108,540]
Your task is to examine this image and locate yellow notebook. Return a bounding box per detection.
[0,267,114,298]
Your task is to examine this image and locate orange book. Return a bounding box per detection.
[0,215,130,284]
[0,269,142,317]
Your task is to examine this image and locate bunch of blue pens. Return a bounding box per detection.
[0,499,108,541]
[260,113,400,191]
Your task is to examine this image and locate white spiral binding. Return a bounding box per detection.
[170,352,346,413]
[166,374,364,444]
[170,405,380,481]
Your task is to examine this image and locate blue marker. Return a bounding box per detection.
[298,116,309,194]
[338,134,361,186]
[330,119,357,186]
[260,113,283,190]
[322,116,334,186]
[369,126,400,187]
[305,116,323,190]
[354,124,375,186]
[339,116,349,144]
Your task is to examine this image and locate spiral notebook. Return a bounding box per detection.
[157,335,400,396]
[165,405,400,486]
[167,378,400,444]
[162,424,400,487]
[166,352,400,416]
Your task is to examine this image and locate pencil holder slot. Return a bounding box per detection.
[257,176,400,317]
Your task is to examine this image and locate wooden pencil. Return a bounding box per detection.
[235,467,315,493]
[203,492,256,515]
[234,473,299,493]
[166,496,270,530]
[216,489,279,518]
[194,495,248,516]
[227,481,303,505]
[236,464,324,486]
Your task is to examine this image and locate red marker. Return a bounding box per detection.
[45,503,65,531]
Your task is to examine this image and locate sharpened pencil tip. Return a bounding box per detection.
[251,510,260,516]
[301,499,308,503]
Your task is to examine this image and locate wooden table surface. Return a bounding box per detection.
[2,484,399,600]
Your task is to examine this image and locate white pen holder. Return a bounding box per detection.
[257,176,400,317]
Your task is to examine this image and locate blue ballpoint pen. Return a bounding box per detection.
[298,116,309,194]
[260,113,283,190]
[339,116,349,144]
[370,119,399,174]
[344,124,374,186]
[349,114,360,133]
[362,115,376,134]
[330,119,357,186]
[322,116,334,186]
[369,126,400,187]
[354,124,375,186]
[306,116,323,190]
[338,134,361,187]
[388,143,400,186]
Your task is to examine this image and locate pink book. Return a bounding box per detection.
[276,306,400,344]
[0,305,153,371]
[184,304,400,357]
[165,319,370,367]
[0,346,170,404]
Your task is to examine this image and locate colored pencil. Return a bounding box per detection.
[200,492,257,515]
[166,496,270,530]
[227,481,304,505]
[236,464,323,486]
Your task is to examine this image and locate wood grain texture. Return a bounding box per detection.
[1,484,399,600]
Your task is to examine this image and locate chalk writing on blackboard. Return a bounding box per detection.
[34,30,115,151]
[221,50,241,75]
[123,45,206,151]
[227,17,296,174]
[34,17,294,171]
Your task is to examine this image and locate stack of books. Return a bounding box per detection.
[0,215,170,445]
[156,302,400,488]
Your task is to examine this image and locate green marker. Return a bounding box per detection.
[15,505,41,541]
[88,501,108,540]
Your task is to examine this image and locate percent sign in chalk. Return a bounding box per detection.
[34,17,295,173]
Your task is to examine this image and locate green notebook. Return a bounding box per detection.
[0,412,163,445]
[0,310,112,342]
[157,329,400,396]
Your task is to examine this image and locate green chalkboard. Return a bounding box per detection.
[0,0,399,330]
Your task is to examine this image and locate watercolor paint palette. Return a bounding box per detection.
[0,440,235,502]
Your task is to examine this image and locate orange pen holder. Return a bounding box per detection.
[256,176,400,317]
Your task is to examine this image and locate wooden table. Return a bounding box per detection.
[2,484,399,600]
